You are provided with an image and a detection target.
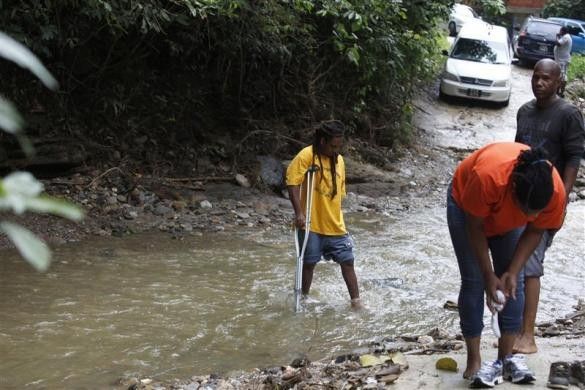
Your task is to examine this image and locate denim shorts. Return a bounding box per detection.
[297,230,354,265]
[523,230,554,278]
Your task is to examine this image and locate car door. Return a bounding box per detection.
[566,22,585,54]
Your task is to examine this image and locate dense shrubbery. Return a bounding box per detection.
[0,1,451,158]
[543,0,585,20]
[568,55,585,82]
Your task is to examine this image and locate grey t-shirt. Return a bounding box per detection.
[516,98,585,176]
[554,33,572,62]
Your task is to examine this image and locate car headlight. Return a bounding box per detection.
[442,71,459,82]
[493,79,510,87]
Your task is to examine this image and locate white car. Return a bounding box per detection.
[440,21,513,106]
[448,3,479,36]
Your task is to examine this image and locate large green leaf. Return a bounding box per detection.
[0,32,58,90]
[26,196,84,221]
[0,172,44,214]
[0,96,24,133]
[0,222,51,272]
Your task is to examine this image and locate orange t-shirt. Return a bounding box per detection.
[452,142,566,237]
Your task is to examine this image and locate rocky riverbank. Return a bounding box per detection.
[117,300,585,389]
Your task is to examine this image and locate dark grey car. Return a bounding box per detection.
[514,17,562,65]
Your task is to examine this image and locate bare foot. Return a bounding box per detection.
[513,333,538,354]
[463,366,479,379]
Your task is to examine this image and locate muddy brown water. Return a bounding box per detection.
[1,203,583,389]
[1,65,584,389]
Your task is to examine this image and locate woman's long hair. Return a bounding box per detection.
[312,120,345,199]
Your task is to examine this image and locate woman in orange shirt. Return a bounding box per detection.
[447,142,566,388]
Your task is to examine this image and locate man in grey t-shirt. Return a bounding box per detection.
[514,58,585,355]
[553,26,572,97]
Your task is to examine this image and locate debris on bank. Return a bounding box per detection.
[115,327,465,390]
[537,299,585,338]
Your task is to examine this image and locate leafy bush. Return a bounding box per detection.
[568,54,585,82]
[0,1,451,149]
[0,32,83,271]
[543,0,585,20]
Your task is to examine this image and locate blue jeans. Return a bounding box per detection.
[447,185,525,338]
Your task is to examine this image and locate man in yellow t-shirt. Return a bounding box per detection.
[286,120,361,308]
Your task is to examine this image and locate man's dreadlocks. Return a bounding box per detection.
[312,120,345,199]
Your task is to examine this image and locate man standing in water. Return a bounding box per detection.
[514,58,585,354]
[286,120,361,309]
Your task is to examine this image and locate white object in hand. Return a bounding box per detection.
[491,290,506,338]
[493,290,506,312]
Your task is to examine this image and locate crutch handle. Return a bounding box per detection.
[307,165,320,173]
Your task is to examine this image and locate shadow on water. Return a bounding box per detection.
[0,202,583,388]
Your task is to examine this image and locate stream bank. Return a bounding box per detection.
[1,67,584,389]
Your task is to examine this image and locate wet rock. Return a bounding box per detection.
[427,327,450,340]
[200,200,213,209]
[258,216,271,224]
[172,200,187,210]
[153,204,172,216]
[256,155,285,188]
[291,356,310,368]
[417,335,434,345]
[235,173,250,188]
[123,209,139,220]
[443,300,458,310]
[114,376,139,388]
[335,354,356,364]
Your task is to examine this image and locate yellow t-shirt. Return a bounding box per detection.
[286,146,346,235]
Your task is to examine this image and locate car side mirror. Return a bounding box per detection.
[442,49,449,56]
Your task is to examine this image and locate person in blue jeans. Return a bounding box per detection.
[447,143,566,388]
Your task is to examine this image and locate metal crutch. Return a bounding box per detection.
[294,165,318,312]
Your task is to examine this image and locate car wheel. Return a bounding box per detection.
[448,22,457,37]
[516,57,526,67]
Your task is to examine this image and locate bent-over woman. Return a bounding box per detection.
[447,142,566,388]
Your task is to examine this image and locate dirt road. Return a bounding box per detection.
[415,64,535,152]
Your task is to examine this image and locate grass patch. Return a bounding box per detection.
[568,54,585,81]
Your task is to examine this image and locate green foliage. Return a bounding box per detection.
[467,0,506,18]
[543,0,585,20]
[0,31,84,271]
[0,0,452,147]
[568,54,585,82]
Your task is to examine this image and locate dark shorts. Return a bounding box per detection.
[297,231,355,265]
[524,229,554,278]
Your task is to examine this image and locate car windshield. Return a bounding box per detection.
[450,38,509,64]
[456,7,475,18]
[526,22,560,38]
